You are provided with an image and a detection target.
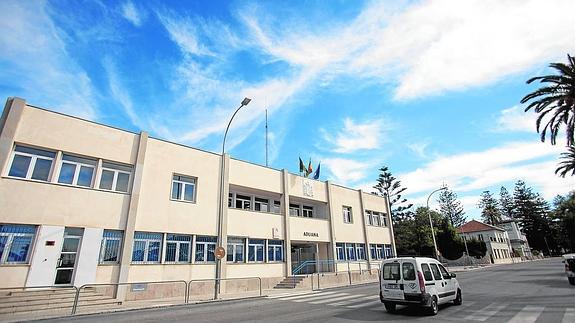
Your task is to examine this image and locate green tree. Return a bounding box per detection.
[436,218,464,260]
[555,146,575,177]
[478,191,502,225]
[499,186,515,220]
[373,166,413,222]
[465,238,487,258]
[551,192,575,252]
[437,187,467,227]
[520,54,575,146]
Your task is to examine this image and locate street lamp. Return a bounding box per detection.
[215,97,251,299]
[426,186,447,259]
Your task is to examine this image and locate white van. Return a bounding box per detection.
[563,254,575,285]
[379,257,461,315]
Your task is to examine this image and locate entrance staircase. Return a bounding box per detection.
[0,287,122,317]
[273,276,307,289]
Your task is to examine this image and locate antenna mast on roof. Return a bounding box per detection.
[265,108,268,167]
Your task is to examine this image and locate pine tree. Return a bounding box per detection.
[373,166,413,222]
[477,191,502,225]
[513,180,554,254]
[437,187,467,227]
[499,186,514,220]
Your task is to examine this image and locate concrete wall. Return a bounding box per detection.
[329,185,364,243]
[74,227,103,287]
[227,209,284,239]
[26,225,64,287]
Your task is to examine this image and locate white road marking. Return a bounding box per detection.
[346,299,382,309]
[464,302,508,321]
[266,291,318,299]
[563,308,575,323]
[308,294,363,305]
[331,295,376,307]
[291,292,349,302]
[272,291,338,301]
[507,306,544,323]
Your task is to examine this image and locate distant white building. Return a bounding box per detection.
[458,220,513,264]
[499,219,532,259]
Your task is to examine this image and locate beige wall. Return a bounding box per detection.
[329,185,364,243]
[229,159,282,194]
[227,209,283,239]
[226,263,284,278]
[1,266,29,287]
[289,217,331,242]
[128,264,216,281]
[287,174,327,202]
[95,265,120,284]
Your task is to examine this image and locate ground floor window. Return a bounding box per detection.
[165,234,191,263]
[248,239,265,262]
[336,243,345,261]
[267,240,283,262]
[384,244,393,258]
[195,236,216,262]
[100,230,123,264]
[355,244,366,260]
[132,232,162,263]
[345,243,356,261]
[227,237,245,263]
[370,244,386,260]
[0,224,36,264]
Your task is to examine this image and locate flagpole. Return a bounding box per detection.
[265,109,268,167]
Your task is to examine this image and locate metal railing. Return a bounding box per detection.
[0,285,79,316]
[187,277,262,302]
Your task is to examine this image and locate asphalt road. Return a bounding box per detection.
[47,258,575,323]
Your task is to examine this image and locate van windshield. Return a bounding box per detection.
[383,263,400,280]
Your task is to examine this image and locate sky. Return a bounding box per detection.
[1,0,575,220]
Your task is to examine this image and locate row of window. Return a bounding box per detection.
[493,248,510,259]
[365,210,388,227]
[383,261,451,282]
[8,145,132,193]
[336,243,367,261]
[289,203,315,218]
[369,244,394,260]
[0,224,35,264]
[229,192,281,214]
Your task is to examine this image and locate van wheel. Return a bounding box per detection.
[427,296,439,315]
[453,289,462,305]
[569,277,575,285]
[384,302,396,313]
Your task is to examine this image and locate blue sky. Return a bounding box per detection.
[1,0,575,220]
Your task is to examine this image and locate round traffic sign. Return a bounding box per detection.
[215,246,226,259]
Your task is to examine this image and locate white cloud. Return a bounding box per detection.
[323,118,384,153]
[121,1,143,27]
[323,158,371,185]
[495,105,537,133]
[0,1,97,119]
[103,58,145,129]
[407,140,431,159]
[157,12,214,57]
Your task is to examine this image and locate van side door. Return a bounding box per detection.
[438,264,457,301]
[429,263,446,303]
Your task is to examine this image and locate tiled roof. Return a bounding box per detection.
[457,220,505,233]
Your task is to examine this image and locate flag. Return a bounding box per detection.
[313,162,321,180]
[307,159,313,177]
[299,158,306,174]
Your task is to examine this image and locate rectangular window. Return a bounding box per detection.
[402,262,416,280]
[248,239,265,262]
[271,200,281,214]
[336,243,345,261]
[58,154,97,187]
[356,244,366,260]
[381,213,388,227]
[0,224,36,264]
[343,206,352,223]
[384,244,393,258]
[171,175,196,202]
[302,205,313,218]
[429,263,442,280]
[289,204,300,217]
[365,211,373,226]
[228,193,233,207]
[267,240,284,262]
[132,232,162,263]
[376,245,384,259]
[99,230,123,264]
[254,197,269,212]
[165,234,191,263]
[372,212,381,226]
[235,194,251,210]
[345,243,356,260]
[8,146,56,181]
[421,263,434,281]
[227,237,245,263]
[369,244,377,259]
[382,263,400,280]
[195,236,216,262]
[99,162,131,193]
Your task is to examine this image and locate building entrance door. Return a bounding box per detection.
[54,228,84,285]
[291,244,316,274]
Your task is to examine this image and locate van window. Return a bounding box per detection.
[438,264,450,279]
[383,263,400,280]
[421,263,433,281]
[402,262,415,280]
[429,263,442,280]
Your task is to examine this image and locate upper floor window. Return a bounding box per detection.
[302,205,313,218]
[365,211,373,225]
[195,236,216,262]
[100,162,131,193]
[58,154,97,187]
[254,197,269,212]
[227,237,245,263]
[132,232,162,264]
[99,230,123,264]
[235,194,251,210]
[343,206,353,223]
[8,146,55,181]
[271,200,281,214]
[171,175,196,202]
[165,234,191,263]
[289,204,300,217]
[0,224,36,264]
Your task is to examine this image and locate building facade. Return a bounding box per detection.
[499,219,532,259]
[0,98,395,288]
[458,220,513,264]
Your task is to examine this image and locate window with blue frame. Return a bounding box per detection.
[248,239,265,262]
[0,224,36,264]
[336,243,345,261]
[100,230,123,264]
[195,236,216,262]
[132,232,162,263]
[267,240,283,262]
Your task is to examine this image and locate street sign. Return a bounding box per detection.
[215,246,226,259]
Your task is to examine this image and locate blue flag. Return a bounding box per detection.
[313,162,321,179]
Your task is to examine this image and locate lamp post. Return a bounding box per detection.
[426,186,447,259]
[214,97,251,300]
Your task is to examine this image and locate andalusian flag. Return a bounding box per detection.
[299,158,306,174]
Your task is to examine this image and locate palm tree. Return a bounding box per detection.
[520,54,575,146]
[555,146,575,177]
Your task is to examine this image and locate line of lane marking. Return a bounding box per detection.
[464,302,508,321]
[507,305,544,323]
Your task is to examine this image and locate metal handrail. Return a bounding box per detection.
[0,285,79,315]
[187,277,262,302]
[292,260,338,275]
[72,280,188,315]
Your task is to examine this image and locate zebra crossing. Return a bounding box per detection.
[267,291,575,322]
